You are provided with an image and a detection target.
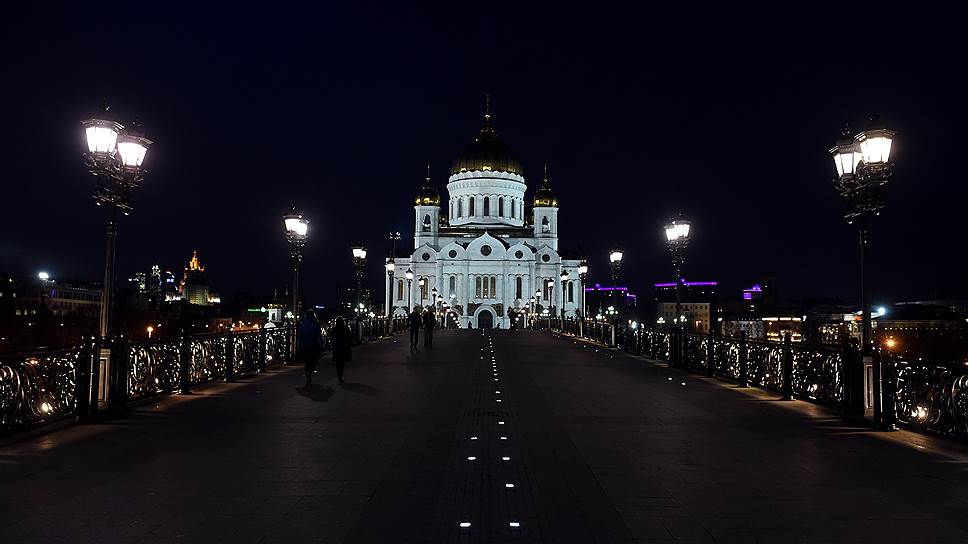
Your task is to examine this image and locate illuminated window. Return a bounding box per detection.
[483,276,489,298]
[490,277,496,298]
[420,279,428,300]
[449,276,456,297]
[542,216,550,233]
[422,214,431,232]
[397,280,404,300]
[476,277,482,298]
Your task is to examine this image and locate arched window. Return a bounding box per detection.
[469,197,475,216]
[542,216,551,233]
[397,279,404,300]
[482,276,489,298]
[510,198,515,219]
[422,214,431,232]
[490,277,497,299]
[475,277,482,298]
[420,278,428,301]
[483,197,490,216]
[449,276,456,297]
[499,197,504,217]
[515,276,522,299]
[568,281,574,303]
[458,199,463,218]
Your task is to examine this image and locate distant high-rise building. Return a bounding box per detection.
[180,251,211,306]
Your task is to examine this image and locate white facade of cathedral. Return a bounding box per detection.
[385,112,583,329]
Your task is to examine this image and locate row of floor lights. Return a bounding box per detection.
[461,332,519,531]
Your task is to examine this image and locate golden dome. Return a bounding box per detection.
[533,164,558,207]
[451,107,523,176]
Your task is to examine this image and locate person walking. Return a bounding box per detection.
[408,306,422,351]
[298,309,324,388]
[330,316,352,383]
[423,308,436,348]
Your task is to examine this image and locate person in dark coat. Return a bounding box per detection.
[408,306,422,351]
[422,308,436,348]
[330,316,352,383]
[298,309,324,388]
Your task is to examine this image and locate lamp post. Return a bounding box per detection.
[405,268,414,310]
[608,248,623,309]
[385,258,395,317]
[829,122,895,422]
[418,277,426,307]
[560,270,569,320]
[351,243,367,309]
[577,261,588,319]
[82,107,153,341]
[664,217,691,367]
[431,287,439,313]
[283,207,309,318]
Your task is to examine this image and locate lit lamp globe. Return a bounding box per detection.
[855,128,895,166]
[830,132,864,179]
[117,124,152,170]
[82,111,123,158]
[405,269,414,281]
[664,220,691,243]
[577,263,588,276]
[560,271,569,282]
[385,259,395,274]
[609,250,624,263]
[284,210,309,239]
[352,245,367,260]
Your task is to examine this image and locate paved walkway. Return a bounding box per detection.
[2,330,968,543]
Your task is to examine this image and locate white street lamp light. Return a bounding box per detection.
[664,220,691,242]
[609,250,623,263]
[856,128,895,165]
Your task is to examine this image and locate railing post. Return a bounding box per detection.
[879,348,896,431]
[610,324,616,347]
[781,332,793,400]
[842,338,862,418]
[706,333,715,377]
[224,333,235,382]
[179,333,191,395]
[258,326,268,372]
[738,331,749,388]
[110,335,129,411]
[74,338,94,421]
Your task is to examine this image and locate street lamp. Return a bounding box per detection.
[283,206,309,318]
[577,261,588,319]
[664,216,691,366]
[418,277,426,306]
[385,258,395,317]
[560,270,569,319]
[81,106,153,340]
[351,243,367,311]
[405,268,414,309]
[829,121,896,421]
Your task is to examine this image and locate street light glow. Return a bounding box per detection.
[665,220,691,242]
[609,250,623,263]
[856,129,895,165]
[284,216,308,237]
[37,271,50,281]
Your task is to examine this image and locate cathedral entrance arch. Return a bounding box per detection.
[476,307,495,329]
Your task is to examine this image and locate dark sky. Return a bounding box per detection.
[1,5,965,307]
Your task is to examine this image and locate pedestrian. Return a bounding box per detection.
[298,309,324,388]
[408,306,422,351]
[330,316,352,383]
[423,308,436,348]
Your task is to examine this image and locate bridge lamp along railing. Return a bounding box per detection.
[664,216,692,367]
[829,121,896,425]
[405,268,414,309]
[351,243,367,310]
[283,207,309,318]
[384,259,395,317]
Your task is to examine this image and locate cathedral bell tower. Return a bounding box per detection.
[532,164,559,250]
[414,163,441,249]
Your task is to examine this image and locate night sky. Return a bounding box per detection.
[2,6,964,307]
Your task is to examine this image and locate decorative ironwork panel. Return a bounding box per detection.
[894,358,968,440]
[233,331,261,374]
[1,346,83,433]
[128,337,181,400]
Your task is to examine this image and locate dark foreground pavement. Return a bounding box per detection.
[3,330,968,543]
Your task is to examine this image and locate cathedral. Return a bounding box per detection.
[386,107,584,329]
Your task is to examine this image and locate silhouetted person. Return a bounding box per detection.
[298,309,324,388]
[408,306,422,351]
[509,309,516,331]
[423,309,436,348]
[330,316,352,383]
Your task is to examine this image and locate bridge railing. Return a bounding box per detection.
[0,318,404,435]
[550,318,968,441]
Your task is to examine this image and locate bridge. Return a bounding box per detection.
[3,328,968,542]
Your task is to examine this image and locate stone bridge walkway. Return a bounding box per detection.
[2,330,968,543]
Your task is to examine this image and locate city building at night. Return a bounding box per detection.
[584,284,637,318]
[654,280,717,333]
[178,251,219,306]
[387,108,583,329]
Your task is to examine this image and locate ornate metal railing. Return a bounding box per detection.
[0,344,89,433]
[1,319,403,435]
[550,318,968,441]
